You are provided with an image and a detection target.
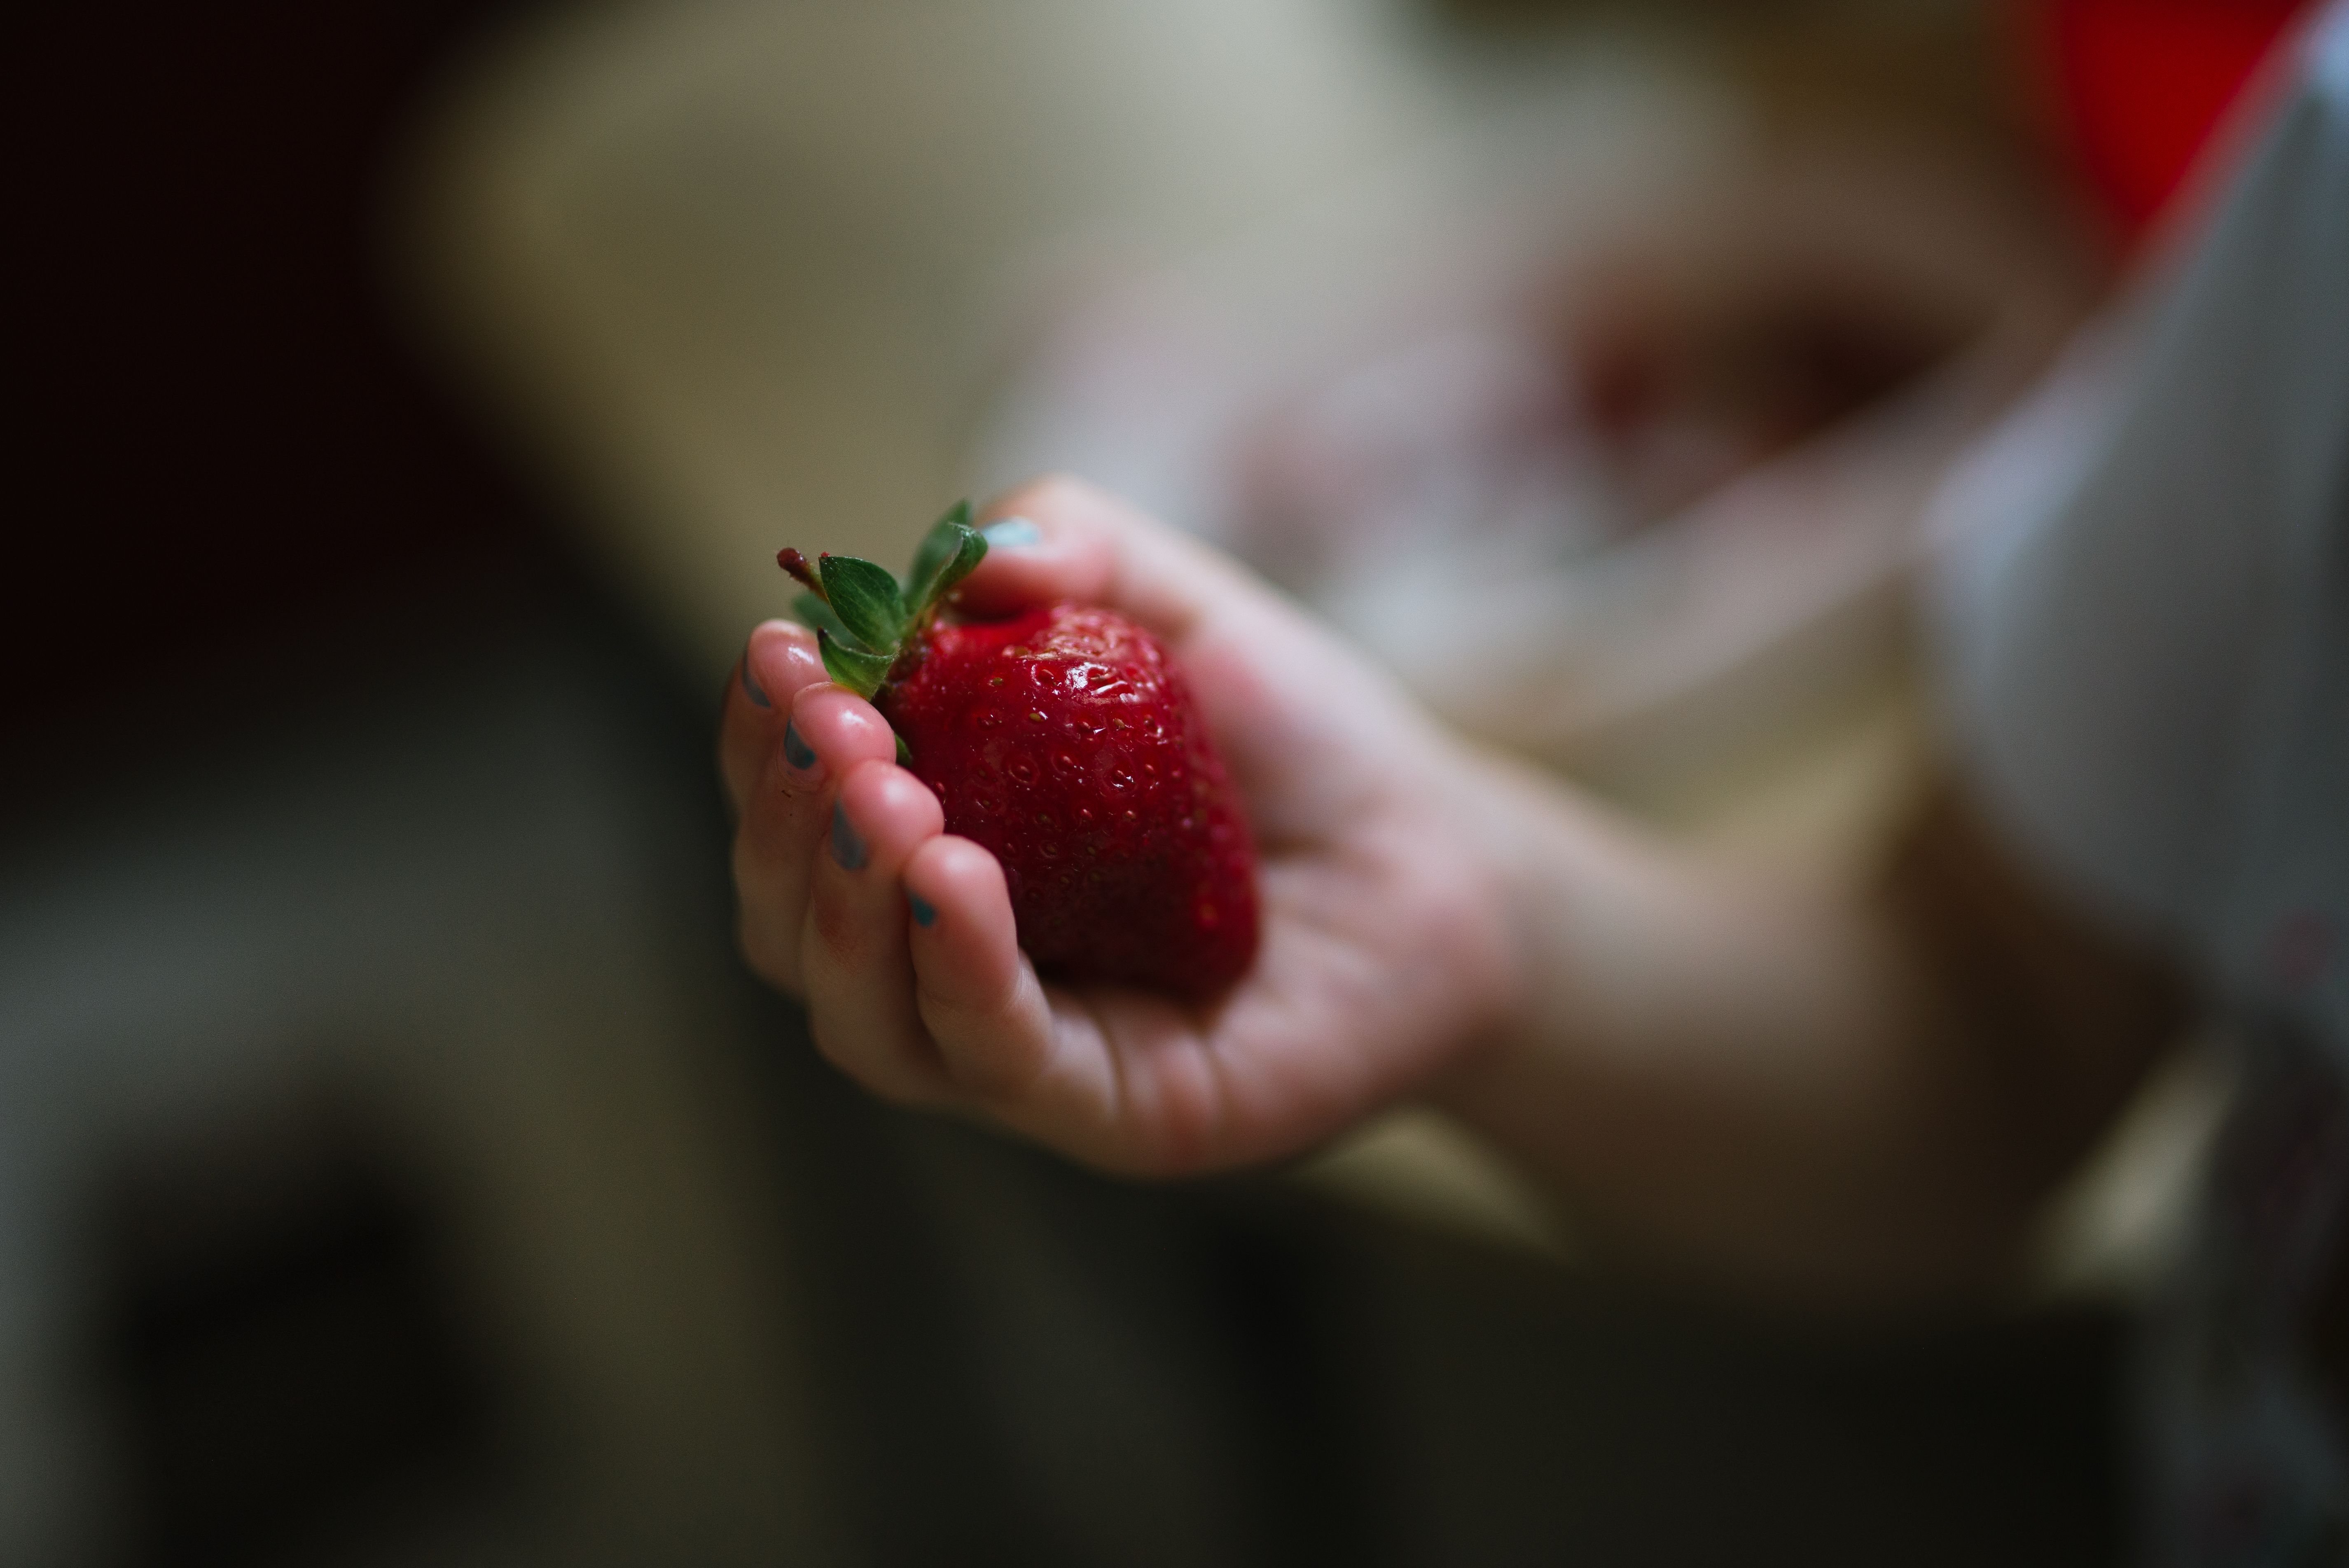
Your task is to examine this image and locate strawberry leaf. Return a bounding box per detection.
[907,524,986,625]
[820,554,906,654]
[792,591,867,652]
[818,629,894,699]
[906,500,975,595]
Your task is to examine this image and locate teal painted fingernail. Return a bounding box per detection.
[783,720,817,770]
[981,516,1041,549]
[909,893,937,928]
[830,802,868,870]
[740,651,771,709]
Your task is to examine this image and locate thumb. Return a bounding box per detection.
[958,474,1266,646]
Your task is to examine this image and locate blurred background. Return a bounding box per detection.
[9,0,2272,1561]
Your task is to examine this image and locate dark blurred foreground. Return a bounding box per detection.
[10,2,2129,1563]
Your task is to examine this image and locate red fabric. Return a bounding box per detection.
[2013,0,2309,236]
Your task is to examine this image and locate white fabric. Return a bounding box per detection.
[1931,5,2349,1562]
[1933,4,2348,1023]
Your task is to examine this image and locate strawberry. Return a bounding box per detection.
[780,503,1259,998]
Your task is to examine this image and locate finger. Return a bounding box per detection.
[901,835,1058,1101]
[955,484,1116,618]
[968,475,1417,844]
[734,683,899,993]
[899,836,1229,1175]
[799,759,957,1105]
[720,620,827,814]
[961,473,1269,643]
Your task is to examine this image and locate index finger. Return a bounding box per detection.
[720,619,828,815]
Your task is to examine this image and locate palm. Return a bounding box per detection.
[990,591,1511,1174]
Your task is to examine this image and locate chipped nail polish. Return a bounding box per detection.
[740,651,772,709]
[830,801,868,870]
[783,719,818,771]
[909,892,938,929]
[981,516,1042,549]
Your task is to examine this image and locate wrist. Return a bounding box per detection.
[1432,742,1677,1091]
[1427,741,1562,1080]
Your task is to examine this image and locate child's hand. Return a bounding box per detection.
[720,476,1519,1174]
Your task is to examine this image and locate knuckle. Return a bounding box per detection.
[945,1033,1044,1105]
[1131,1127,1213,1182]
[736,916,802,995]
[1133,1058,1220,1178]
[810,887,867,971]
[804,1018,866,1082]
[807,1018,936,1108]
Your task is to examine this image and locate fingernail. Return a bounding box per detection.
[830,801,868,870]
[740,650,772,709]
[981,516,1042,549]
[783,719,818,771]
[909,892,937,928]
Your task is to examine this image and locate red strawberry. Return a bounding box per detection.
[780,503,1259,998]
